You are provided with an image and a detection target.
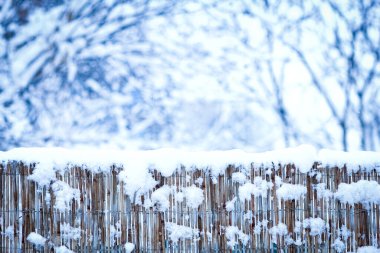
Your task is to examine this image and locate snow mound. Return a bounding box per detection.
[238,177,273,201]
[51,181,80,212]
[277,183,306,201]
[165,222,199,243]
[269,223,288,238]
[27,232,46,246]
[303,218,326,237]
[225,226,249,248]
[357,246,380,253]
[55,245,74,253]
[335,180,380,206]
[124,242,135,253]
[184,185,204,209]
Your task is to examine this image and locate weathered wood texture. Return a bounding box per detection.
[0,162,379,252]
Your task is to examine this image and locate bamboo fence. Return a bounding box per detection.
[0,161,379,252]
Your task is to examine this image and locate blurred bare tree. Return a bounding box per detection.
[165,0,380,150]
[278,0,380,151]
[0,0,179,149]
[0,0,379,151]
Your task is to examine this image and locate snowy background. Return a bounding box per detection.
[0,0,379,151]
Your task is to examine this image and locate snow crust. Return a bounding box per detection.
[1,145,379,204]
[2,145,376,171]
[1,145,321,175]
[319,149,380,173]
[1,146,379,179]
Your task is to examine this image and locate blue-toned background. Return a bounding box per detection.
[0,0,379,151]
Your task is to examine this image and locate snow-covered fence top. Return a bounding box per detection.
[0,145,380,252]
